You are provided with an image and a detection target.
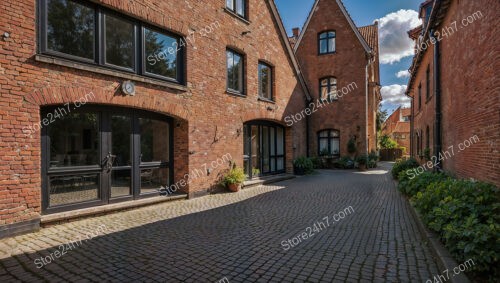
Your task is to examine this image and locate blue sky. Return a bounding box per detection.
[275,0,423,113]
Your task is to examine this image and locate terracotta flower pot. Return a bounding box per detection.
[227,183,241,192]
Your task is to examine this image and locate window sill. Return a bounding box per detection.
[224,8,251,25]
[258,97,275,104]
[35,54,188,92]
[226,89,246,98]
[318,52,337,56]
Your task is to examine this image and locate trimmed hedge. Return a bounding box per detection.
[391,158,419,179]
[398,171,500,281]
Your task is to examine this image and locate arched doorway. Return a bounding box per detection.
[243,121,285,179]
[41,105,173,213]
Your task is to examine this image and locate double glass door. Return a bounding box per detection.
[42,106,172,213]
[243,121,285,179]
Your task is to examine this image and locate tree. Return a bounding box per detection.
[379,134,399,149]
[376,107,388,132]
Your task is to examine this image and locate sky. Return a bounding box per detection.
[275,0,424,114]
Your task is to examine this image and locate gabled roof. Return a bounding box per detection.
[293,0,372,55]
[268,0,312,101]
[358,23,378,56]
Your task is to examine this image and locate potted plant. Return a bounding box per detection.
[347,138,357,156]
[319,148,333,169]
[223,166,246,192]
[293,156,313,175]
[356,154,368,171]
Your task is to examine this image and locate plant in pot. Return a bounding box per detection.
[293,156,313,175]
[356,154,368,171]
[223,166,246,192]
[319,148,333,169]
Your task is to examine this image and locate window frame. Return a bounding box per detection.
[319,77,338,102]
[258,61,273,101]
[318,31,336,55]
[226,48,245,95]
[38,0,185,84]
[226,0,247,19]
[317,129,341,157]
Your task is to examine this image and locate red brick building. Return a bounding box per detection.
[0,0,311,237]
[407,0,499,186]
[292,0,381,158]
[382,107,411,155]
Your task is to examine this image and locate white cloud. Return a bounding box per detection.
[377,9,420,64]
[396,70,410,78]
[381,84,411,107]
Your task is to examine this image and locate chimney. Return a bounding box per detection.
[292,27,300,38]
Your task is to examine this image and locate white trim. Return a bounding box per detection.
[293,0,372,55]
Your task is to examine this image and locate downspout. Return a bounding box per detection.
[405,92,414,157]
[430,30,442,171]
[306,96,311,157]
[365,55,374,155]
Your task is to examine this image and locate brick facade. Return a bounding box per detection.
[0,0,309,236]
[382,107,411,155]
[407,0,499,186]
[293,0,381,158]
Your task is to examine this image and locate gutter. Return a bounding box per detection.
[430,29,442,170]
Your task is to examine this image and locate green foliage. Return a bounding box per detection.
[376,108,388,132]
[368,150,379,162]
[310,156,322,169]
[319,148,330,157]
[356,154,368,165]
[379,134,399,149]
[252,168,260,176]
[398,171,449,197]
[411,178,500,280]
[336,156,354,169]
[223,166,246,186]
[347,138,357,154]
[424,147,431,160]
[391,157,419,179]
[293,156,314,174]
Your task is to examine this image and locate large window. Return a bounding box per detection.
[258,62,273,100]
[40,0,184,83]
[318,130,340,157]
[42,106,173,214]
[226,49,244,94]
[226,0,247,18]
[319,31,336,54]
[320,77,338,101]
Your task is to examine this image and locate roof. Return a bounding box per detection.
[401,108,411,116]
[293,0,372,55]
[358,23,378,55]
[394,122,410,133]
[267,0,312,101]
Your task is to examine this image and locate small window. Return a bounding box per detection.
[319,31,336,54]
[320,77,337,101]
[227,49,244,94]
[318,130,340,157]
[104,13,135,70]
[258,62,273,100]
[226,0,246,18]
[46,0,95,60]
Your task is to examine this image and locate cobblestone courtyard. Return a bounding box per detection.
[0,163,440,282]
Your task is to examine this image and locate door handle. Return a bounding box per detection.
[104,152,116,171]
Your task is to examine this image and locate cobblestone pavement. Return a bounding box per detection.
[0,162,440,282]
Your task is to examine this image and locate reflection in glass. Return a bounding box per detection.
[251,125,260,176]
[262,126,270,173]
[111,169,131,198]
[48,113,99,168]
[47,0,95,59]
[141,168,168,194]
[112,115,131,166]
[145,28,178,79]
[105,14,135,68]
[49,174,99,206]
[227,50,243,93]
[139,118,169,163]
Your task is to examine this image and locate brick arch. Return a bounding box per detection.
[241,109,285,126]
[23,87,190,121]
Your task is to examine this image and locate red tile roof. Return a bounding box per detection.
[358,24,379,55]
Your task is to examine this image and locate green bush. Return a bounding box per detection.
[223,166,246,186]
[391,157,419,179]
[411,177,500,280]
[293,156,314,174]
[338,156,354,169]
[310,156,322,169]
[398,171,449,197]
[347,138,357,154]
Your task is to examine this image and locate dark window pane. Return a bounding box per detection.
[48,112,99,168]
[112,115,131,166]
[227,50,243,93]
[49,174,99,206]
[141,167,169,194]
[139,118,170,163]
[259,63,272,99]
[111,169,131,198]
[236,0,245,17]
[105,14,135,69]
[320,39,328,54]
[277,127,284,155]
[145,28,178,79]
[47,0,95,59]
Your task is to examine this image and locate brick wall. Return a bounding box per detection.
[0,0,308,229]
[409,0,499,186]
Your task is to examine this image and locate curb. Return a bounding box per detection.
[395,180,471,283]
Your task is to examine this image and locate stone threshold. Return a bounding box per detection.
[397,181,471,283]
[243,174,295,189]
[41,194,187,226]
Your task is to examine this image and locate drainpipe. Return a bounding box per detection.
[430,30,442,171]
[306,98,311,157]
[365,55,374,155]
